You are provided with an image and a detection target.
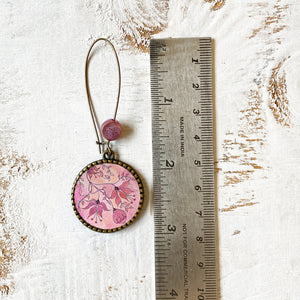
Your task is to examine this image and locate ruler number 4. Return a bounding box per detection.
[169,289,178,297]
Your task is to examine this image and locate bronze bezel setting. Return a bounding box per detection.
[71,159,144,233]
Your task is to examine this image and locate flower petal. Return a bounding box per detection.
[84,200,97,209]
[119,181,129,189]
[100,202,109,211]
[98,206,103,217]
[88,206,97,218]
[122,188,132,194]
[111,190,116,199]
[119,191,127,199]
[115,193,121,205]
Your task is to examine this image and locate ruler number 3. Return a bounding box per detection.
[167,224,176,232]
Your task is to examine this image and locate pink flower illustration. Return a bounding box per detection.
[111,181,133,206]
[87,166,103,179]
[84,199,109,222]
[113,209,127,224]
[74,163,141,230]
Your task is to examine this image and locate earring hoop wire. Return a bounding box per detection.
[85,38,121,154]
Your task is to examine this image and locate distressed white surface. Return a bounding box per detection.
[1,0,300,299]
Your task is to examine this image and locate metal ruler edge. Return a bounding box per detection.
[150,37,217,300]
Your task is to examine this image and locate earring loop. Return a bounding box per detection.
[85,38,121,154]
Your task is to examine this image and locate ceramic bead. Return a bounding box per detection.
[100,119,122,141]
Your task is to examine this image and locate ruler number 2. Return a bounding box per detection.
[166,160,175,168]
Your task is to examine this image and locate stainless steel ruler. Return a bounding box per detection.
[150,38,217,300]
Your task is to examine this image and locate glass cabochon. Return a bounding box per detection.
[71,160,143,232]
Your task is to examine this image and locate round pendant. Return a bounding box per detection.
[71,159,144,232]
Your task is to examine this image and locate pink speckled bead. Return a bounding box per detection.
[100,119,122,141]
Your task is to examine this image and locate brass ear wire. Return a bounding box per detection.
[85,38,121,154]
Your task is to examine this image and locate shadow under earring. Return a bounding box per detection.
[71,38,144,233]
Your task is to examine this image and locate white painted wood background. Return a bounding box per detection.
[1,0,300,299]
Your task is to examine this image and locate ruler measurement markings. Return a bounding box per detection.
[151,38,217,300]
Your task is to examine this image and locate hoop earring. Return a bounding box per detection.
[71,38,144,233]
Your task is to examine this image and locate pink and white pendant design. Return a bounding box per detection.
[71,159,143,232]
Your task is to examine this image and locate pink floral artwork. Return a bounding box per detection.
[73,162,142,230]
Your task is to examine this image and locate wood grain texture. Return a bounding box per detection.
[1,0,300,299]
[203,0,226,11]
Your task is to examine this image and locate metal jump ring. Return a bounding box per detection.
[103,148,115,160]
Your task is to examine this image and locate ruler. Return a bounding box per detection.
[150,38,217,300]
